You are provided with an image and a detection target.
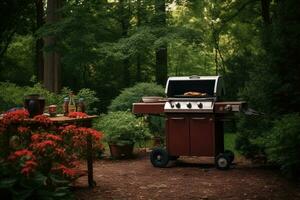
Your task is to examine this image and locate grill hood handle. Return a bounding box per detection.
[189,75,201,79]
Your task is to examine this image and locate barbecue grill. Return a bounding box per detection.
[132,75,247,169]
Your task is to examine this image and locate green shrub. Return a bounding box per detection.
[0,82,99,114]
[0,82,24,111]
[235,114,272,159]
[108,82,165,112]
[77,88,99,113]
[147,116,165,138]
[93,111,151,146]
[263,114,300,177]
[108,82,165,139]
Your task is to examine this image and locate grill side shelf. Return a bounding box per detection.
[214,101,247,113]
[132,102,165,115]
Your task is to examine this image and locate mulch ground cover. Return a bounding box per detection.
[74,150,300,200]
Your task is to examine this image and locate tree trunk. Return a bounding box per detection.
[155,0,167,86]
[35,0,44,83]
[43,0,62,93]
[261,0,272,50]
[136,0,142,82]
[120,0,131,87]
[261,0,271,25]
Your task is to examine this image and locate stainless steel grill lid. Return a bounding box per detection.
[165,75,224,98]
[164,76,225,113]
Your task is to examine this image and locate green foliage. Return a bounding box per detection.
[235,114,272,159]
[76,88,99,113]
[0,82,25,110]
[108,82,165,112]
[0,82,98,114]
[263,114,300,177]
[0,170,73,200]
[0,35,35,86]
[146,116,165,138]
[224,133,238,155]
[93,111,151,146]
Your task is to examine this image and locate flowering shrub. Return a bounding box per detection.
[68,112,88,118]
[33,114,53,126]
[60,125,104,156]
[0,110,103,199]
[0,109,29,128]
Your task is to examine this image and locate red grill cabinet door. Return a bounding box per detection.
[190,116,215,156]
[167,116,189,156]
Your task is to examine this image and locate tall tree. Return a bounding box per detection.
[119,0,131,87]
[154,0,168,85]
[43,0,62,93]
[135,0,142,82]
[35,0,45,82]
[0,0,33,60]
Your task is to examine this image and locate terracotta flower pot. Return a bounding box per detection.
[109,143,134,159]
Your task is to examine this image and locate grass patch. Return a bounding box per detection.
[224,132,239,155]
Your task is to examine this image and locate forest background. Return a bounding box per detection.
[0,0,299,176]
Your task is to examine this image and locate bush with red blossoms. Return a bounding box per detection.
[0,109,103,199]
[68,111,88,118]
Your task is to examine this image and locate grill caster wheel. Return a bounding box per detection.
[224,150,235,163]
[215,153,230,170]
[150,147,169,168]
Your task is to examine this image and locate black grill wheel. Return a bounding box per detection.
[150,147,169,168]
[215,153,230,170]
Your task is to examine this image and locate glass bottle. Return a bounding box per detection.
[77,98,86,113]
[68,93,76,113]
[63,97,69,116]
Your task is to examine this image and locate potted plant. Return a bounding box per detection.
[94,111,151,158]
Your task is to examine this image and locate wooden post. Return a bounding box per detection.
[86,133,95,188]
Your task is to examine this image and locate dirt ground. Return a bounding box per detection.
[74,151,300,200]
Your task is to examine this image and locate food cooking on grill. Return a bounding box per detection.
[183,91,207,97]
[142,96,163,103]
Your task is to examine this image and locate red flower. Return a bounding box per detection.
[8,149,37,176]
[21,167,33,176]
[1,109,29,127]
[31,134,41,142]
[68,112,88,118]
[52,164,86,178]
[32,140,56,152]
[8,149,35,161]
[18,126,30,134]
[46,134,62,141]
[21,160,38,176]
[60,125,77,135]
[33,115,52,126]
[55,148,65,157]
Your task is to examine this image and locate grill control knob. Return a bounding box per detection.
[170,102,174,108]
[198,103,203,108]
[187,103,192,109]
[175,103,181,108]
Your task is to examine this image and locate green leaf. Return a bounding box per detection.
[0,177,17,188]
[49,174,70,185]
[11,188,34,200]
